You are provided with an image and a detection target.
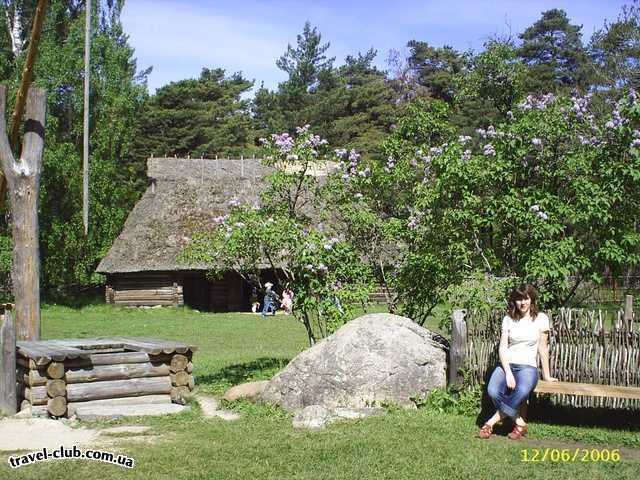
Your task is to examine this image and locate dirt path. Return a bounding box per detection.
[0,418,158,454]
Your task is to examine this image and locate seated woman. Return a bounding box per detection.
[477,283,557,440]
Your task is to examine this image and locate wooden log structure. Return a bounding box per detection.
[0,308,17,415]
[46,379,66,397]
[170,386,192,405]
[16,337,197,417]
[65,362,171,383]
[170,354,190,372]
[47,396,66,417]
[66,394,172,417]
[104,273,185,306]
[66,377,172,402]
[170,371,191,387]
[448,309,468,387]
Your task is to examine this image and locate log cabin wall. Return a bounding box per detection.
[106,270,253,312]
[105,272,184,307]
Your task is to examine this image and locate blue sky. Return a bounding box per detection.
[121,0,630,93]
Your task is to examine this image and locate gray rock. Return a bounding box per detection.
[223,380,269,402]
[208,410,241,421]
[196,395,221,415]
[291,405,385,429]
[13,408,33,419]
[332,407,386,420]
[292,405,334,429]
[262,313,447,411]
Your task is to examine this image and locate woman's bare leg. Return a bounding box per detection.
[484,410,506,427]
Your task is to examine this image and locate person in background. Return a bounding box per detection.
[281,286,294,315]
[261,282,279,318]
[250,286,260,313]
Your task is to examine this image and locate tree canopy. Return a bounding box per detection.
[132,68,254,159]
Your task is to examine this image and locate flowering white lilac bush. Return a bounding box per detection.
[183,127,373,344]
[367,91,640,324]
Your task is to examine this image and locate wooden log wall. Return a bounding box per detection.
[17,349,196,417]
[461,307,640,410]
[107,273,184,307]
[0,309,17,415]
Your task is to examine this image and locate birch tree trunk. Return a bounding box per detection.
[0,85,47,341]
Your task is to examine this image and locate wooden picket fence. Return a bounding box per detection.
[459,307,640,410]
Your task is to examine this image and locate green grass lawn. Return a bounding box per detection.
[1,304,639,480]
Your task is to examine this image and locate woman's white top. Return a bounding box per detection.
[501,313,550,367]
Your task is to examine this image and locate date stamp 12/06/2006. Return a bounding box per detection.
[521,448,621,463]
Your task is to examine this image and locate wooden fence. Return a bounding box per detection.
[455,304,640,410]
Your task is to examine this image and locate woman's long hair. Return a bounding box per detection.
[507,284,539,320]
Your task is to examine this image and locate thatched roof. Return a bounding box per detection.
[96,158,273,274]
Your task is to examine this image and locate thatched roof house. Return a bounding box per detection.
[97,157,275,310]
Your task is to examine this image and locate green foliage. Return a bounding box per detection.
[436,273,517,331]
[590,1,640,91]
[223,398,291,421]
[454,40,527,131]
[304,49,397,158]
[414,384,483,417]
[366,89,640,324]
[133,68,254,158]
[407,41,464,103]
[0,234,11,301]
[276,21,334,90]
[0,1,148,296]
[517,9,593,93]
[252,23,398,157]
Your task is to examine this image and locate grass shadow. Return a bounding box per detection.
[196,357,291,389]
[475,369,640,433]
[527,398,640,431]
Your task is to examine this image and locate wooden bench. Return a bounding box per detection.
[535,380,640,401]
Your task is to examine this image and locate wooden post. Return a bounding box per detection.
[624,295,634,322]
[449,309,468,386]
[172,282,179,306]
[82,0,91,236]
[0,86,47,341]
[0,309,17,415]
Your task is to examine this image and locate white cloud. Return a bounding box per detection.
[123,1,292,90]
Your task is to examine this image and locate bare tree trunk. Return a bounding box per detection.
[5,2,24,55]
[0,0,48,208]
[0,85,47,341]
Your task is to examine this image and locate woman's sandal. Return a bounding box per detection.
[507,424,528,440]
[477,423,493,439]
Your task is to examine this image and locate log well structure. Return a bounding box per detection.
[16,337,196,417]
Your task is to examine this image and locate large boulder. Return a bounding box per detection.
[261,313,447,411]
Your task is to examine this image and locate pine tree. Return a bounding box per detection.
[518,9,592,93]
[590,1,640,91]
